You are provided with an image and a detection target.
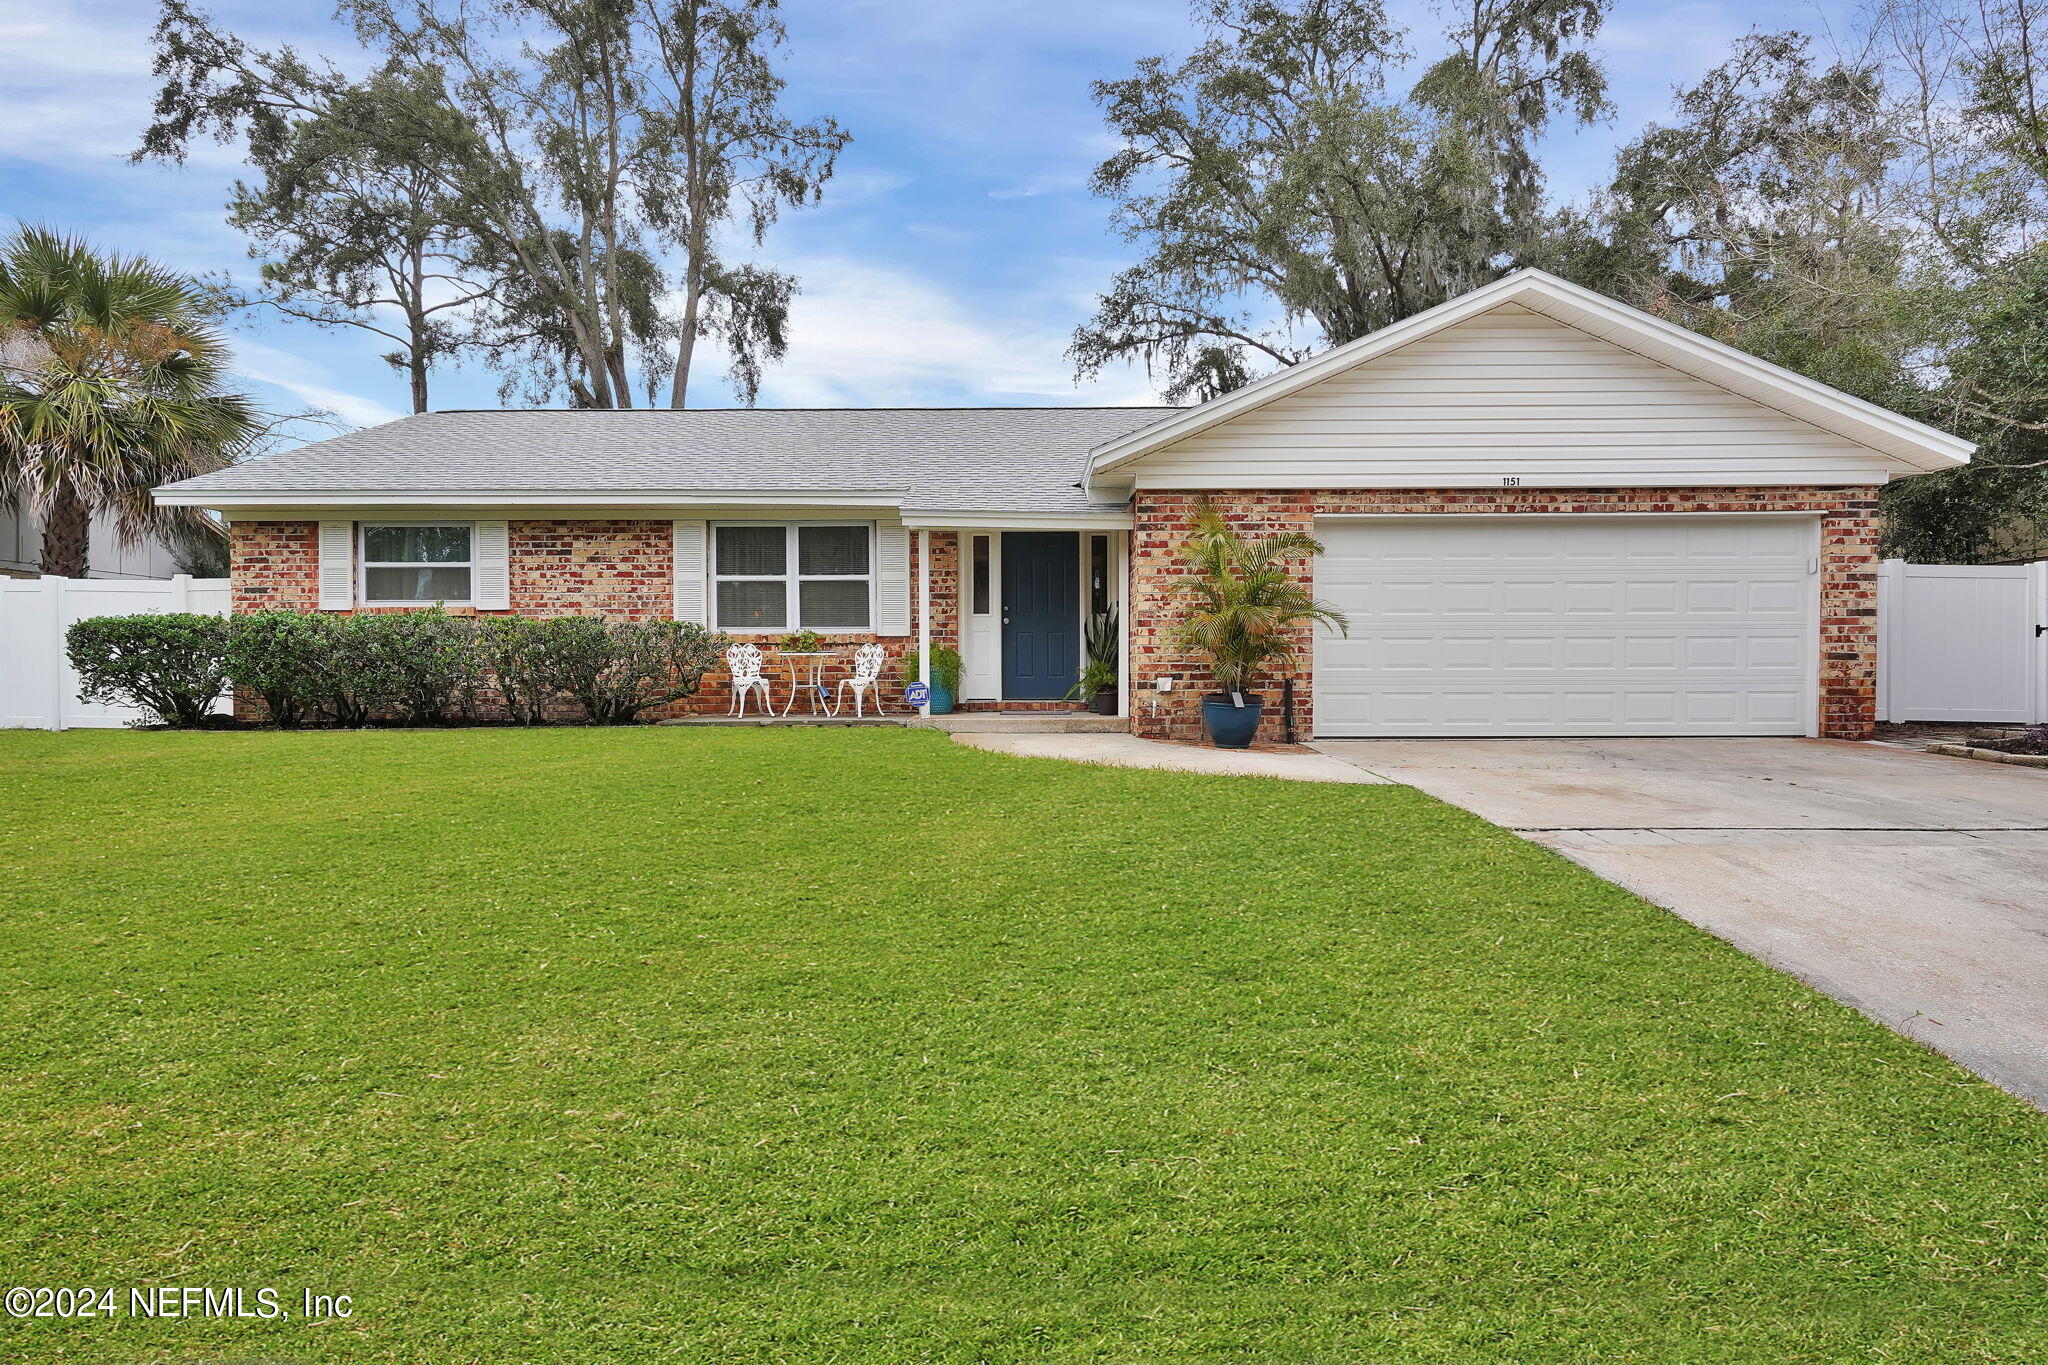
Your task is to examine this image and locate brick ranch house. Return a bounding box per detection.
[154,270,1971,741]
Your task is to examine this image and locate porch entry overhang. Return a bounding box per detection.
[899,511,1133,531]
[915,524,1130,717]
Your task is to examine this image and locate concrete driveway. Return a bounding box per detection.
[1314,738,2048,1108]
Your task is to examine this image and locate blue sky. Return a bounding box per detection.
[3,0,1856,437]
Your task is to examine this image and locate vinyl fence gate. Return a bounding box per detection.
[1878,559,2048,725]
[0,575,232,730]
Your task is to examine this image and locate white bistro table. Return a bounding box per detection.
[776,649,842,718]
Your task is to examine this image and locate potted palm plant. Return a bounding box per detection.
[1172,501,1348,748]
[1064,608,1119,715]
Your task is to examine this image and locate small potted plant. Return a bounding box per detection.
[900,645,962,715]
[1064,608,1119,715]
[777,628,825,653]
[1172,500,1347,748]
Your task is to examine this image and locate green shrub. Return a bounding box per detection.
[538,617,729,724]
[224,610,331,727]
[65,613,230,728]
[358,608,482,725]
[314,614,404,727]
[475,616,560,725]
[69,610,722,730]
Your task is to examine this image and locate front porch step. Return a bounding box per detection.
[656,716,904,727]
[654,712,1131,734]
[910,713,1130,734]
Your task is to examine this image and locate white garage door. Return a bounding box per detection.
[1313,516,1817,737]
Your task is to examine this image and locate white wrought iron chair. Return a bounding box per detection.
[829,642,890,718]
[724,643,774,718]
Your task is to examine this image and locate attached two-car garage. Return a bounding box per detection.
[1311,515,1819,737]
[1087,270,1976,743]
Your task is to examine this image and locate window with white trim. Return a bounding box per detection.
[360,523,473,604]
[1088,533,1111,615]
[712,522,873,632]
[970,534,992,615]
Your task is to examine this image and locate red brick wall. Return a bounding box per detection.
[227,520,960,719]
[926,529,960,648]
[511,520,673,619]
[229,521,320,612]
[1127,487,1881,743]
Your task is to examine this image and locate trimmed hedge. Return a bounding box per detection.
[220,609,329,728]
[536,617,731,724]
[474,617,557,725]
[66,611,731,728]
[66,614,231,728]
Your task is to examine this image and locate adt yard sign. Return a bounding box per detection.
[904,682,930,707]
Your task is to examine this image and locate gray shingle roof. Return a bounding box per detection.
[157,407,1182,514]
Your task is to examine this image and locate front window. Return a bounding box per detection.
[713,523,873,632]
[361,523,472,604]
[971,535,992,615]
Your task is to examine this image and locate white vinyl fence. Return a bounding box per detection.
[1,575,231,730]
[1879,559,2048,725]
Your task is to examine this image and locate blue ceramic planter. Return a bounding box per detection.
[928,680,956,715]
[1200,693,1264,748]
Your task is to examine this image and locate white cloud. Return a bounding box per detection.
[0,4,152,77]
[697,255,1160,408]
[229,338,406,429]
[0,1,253,166]
[986,142,1112,200]
[987,170,1085,201]
[813,167,911,207]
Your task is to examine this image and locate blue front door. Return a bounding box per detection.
[1002,532,1080,700]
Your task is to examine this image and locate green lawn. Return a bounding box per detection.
[2,727,2044,1364]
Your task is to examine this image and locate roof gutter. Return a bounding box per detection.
[151,487,910,509]
[898,510,1133,531]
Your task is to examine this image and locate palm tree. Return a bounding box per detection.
[1172,499,1349,696]
[0,228,258,578]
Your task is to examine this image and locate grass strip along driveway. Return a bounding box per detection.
[2,727,2044,1363]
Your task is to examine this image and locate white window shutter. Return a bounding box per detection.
[876,522,910,636]
[317,521,354,610]
[473,520,510,609]
[671,519,708,624]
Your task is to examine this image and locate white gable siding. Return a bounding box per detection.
[1130,304,1904,489]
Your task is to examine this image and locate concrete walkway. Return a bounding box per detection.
[951,731,1386,783]
[1316,737,2048,1109]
